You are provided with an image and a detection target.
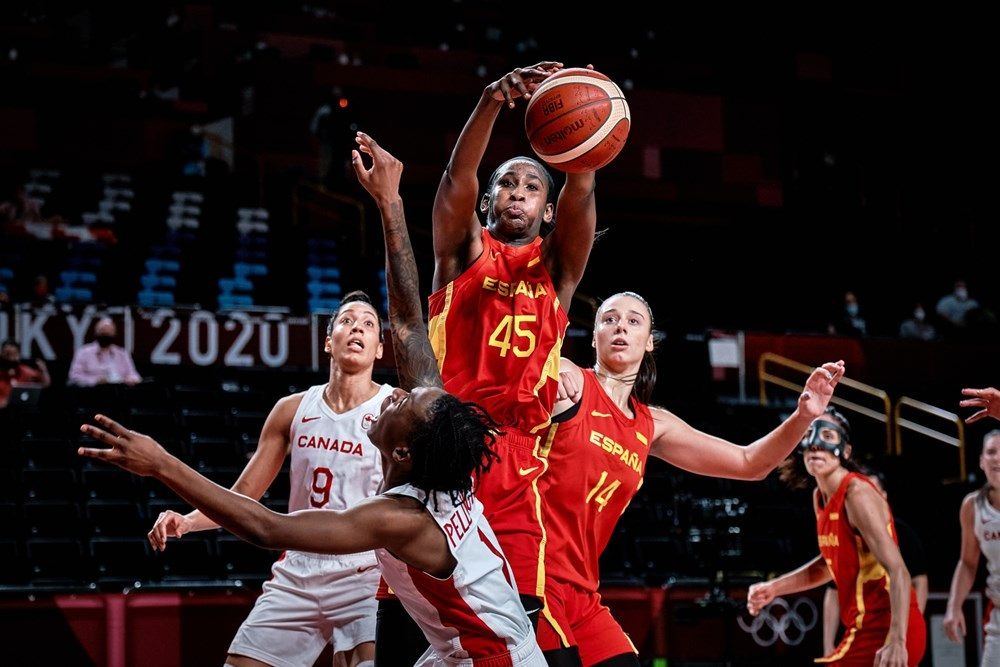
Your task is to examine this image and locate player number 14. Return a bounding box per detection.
[585,471,621,512]
[488,315,537,358]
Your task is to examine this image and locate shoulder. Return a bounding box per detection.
[269,391,308,424]
[277,390,309,409]
[559,357,583,380]
[649,405,682,437]
[960,491,980,519]
[844,476,886,512]
[371,494,436,536]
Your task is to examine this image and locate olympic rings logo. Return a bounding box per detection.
[737,596,818,647]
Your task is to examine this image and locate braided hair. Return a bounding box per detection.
[407,394,503,509]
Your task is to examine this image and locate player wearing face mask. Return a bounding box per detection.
[747,408,926,667]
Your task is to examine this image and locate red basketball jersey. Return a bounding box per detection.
[815,472,920,639]
[428,228,568,434]
[539,370,654,592]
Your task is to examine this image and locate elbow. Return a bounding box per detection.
[743,455,773,481]
[242,510,279,550]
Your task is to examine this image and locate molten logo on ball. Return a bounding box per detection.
[541,118,586,149]
[524,67,630,173]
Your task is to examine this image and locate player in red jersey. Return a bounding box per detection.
[536,292,845,666]
[747,409,925,667]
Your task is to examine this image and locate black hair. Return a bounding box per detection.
[327,290,384,342]
[486,157,557,206]
[408,394,502,509]
[778,406,860,490]
[596,291,659,405]
[1,339,18,350]
[485,157,558,236]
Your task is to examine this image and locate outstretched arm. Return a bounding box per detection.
[352,132,441,391]
[80,415,415,555]
[147,393,299,551]
[546,172,596,308]
[651,361,845,480]
[432,62,563,290]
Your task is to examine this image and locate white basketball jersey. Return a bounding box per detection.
[975,490,1000,605]
[288,383,393,514]
[375,483,535,662]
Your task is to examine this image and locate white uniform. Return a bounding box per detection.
[376,482,545,667]
[229,383,393,667]
[975,490,1000,665]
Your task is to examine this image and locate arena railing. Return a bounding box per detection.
[893,397,967,481]
[758,352,893,454]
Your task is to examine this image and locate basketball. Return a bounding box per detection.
[524,67,630,173]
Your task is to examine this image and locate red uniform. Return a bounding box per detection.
[815,473,926,665]
[428,227,568,598]
[535,370,653,662]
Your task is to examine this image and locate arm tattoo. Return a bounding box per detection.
[381,198,443,391]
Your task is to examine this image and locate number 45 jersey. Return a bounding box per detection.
[289,383,394,515]
[539,369,654,592]
[428,228,568,434]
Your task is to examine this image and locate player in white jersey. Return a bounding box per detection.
[147,289,392,667]
[945,428,1000,664]
[81,133,544,666]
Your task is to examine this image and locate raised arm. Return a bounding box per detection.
[651,361,845,480]
[844,481,912,666]
[544,171,597,307]
[432,62,563,290]
[352,132,441,390]
[944,493,981,642]
[147,393,300,550]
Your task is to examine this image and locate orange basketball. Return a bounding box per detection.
[524,67,630,173]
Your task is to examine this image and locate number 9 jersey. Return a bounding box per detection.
[288,383,394,515]
[428,227,568,434]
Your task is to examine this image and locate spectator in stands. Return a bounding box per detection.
[0,339,50,408]
[823,465,927,656]
[68,317,142,386]
[828,290,868,337]
[898,302,937,341]
[30,274,54,307]
[936,279,979,329]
